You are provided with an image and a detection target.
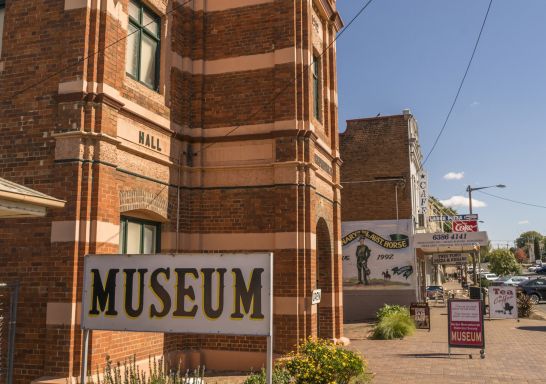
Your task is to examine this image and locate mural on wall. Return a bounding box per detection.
[342,220,415,290]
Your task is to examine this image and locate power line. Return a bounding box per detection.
[197,0,376,155]
[11,0,194,99]
[422,0,494,165]
[477,190,546,209]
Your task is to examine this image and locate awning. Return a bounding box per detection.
[413,231,489,253]
[0,177,65,218]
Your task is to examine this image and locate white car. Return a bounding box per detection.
[483,273,499,281]
[528,266,539,272]
[502,276,529,286]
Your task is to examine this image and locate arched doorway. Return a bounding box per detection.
[316,218,334,339]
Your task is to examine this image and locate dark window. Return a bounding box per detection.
[120,216,161,254]
[126,0,161,90]
[312,54,321,121]
[0,0,5,57]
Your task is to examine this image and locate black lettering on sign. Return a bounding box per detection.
[202,268,227,319]
[124,269,148,318]
[173,268,198,318]
[89,269,119,316]
[231,268,264,320]
[150,268,171,318]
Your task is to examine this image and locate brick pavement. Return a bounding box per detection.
[347,304,546,384]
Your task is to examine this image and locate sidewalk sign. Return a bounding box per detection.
[448,299,485,358]
[80,253,274,384]
[410,302,430,331]
[488,286,517,319]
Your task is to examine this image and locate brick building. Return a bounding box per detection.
[0,0,344,382]
[339,110,425,320]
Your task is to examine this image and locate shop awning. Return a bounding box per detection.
[0,177,65,218]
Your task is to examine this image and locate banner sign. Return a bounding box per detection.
[342,220,415,290]
[429,214,478,222]
[452,220,478,232]
[413,231,488,252]
[432,253,468,265]
[418,172,428,215]
[448,299,484,348]
[81,253,272,336]
[410,302,430,330]
[488,286,517,319]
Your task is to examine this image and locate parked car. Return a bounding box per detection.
[517,277,546,304]
[535,266,546,275]
[528,266,539,272]
[426,285,444,299]
[483,273,499,281]
[502,276,529,286]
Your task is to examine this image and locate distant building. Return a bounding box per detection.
[339,110,426,320]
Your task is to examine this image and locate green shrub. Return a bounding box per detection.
[376,304,406,321]
[372,306,415,340]
[479,277,490,288]
[243,367,291,384]
[517,293,535,318]
[284,338,366,384]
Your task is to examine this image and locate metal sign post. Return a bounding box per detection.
[80,329,90,384]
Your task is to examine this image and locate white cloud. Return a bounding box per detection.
[470,101,480,107]
[443,172,465,180]
[440,195,487,209]
[518,220,530,225]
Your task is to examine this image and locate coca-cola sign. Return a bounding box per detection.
[452,220,478,232]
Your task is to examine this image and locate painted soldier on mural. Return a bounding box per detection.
[356,237,371,284]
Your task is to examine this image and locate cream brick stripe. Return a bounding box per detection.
[45,292,337,325]
[171,47,301,75]
[178,0,274,12]
[50,223,318,251]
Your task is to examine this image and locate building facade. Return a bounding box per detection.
[339,110,425,320]
[0,1,344,382]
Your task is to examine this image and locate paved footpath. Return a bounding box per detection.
[346,304,546,384]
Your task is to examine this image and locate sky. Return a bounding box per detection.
[335,0,546,248]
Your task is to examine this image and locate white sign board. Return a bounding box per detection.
[429,214,478,222]
[81,253,272,336]
[488,286,517,319]
[342,220,415,290]
[311,289,322,305]
[413,231,488,252]
[432,253,468,265]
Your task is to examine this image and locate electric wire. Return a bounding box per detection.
[10,0,195,99]
[422,0,494,165]
[477,190,546,209]
[196,0,376,155]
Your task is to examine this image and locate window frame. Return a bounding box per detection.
[0,0,6,58]
[312,54,322,122]
[120,215,161,254]
[126,0,161,91]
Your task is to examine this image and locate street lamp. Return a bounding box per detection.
[466,184,506,214]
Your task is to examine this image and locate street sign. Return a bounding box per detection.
[432,253,468,265]
[488,286,517,319]
[452,220,478,232]
[429,214,478,222]
[448,299,485,350]
[410,302,430,330]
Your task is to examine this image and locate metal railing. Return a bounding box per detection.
[0,282,18,384]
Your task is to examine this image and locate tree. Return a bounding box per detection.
[488,249,521,276]
[534,238,542,261]
[515,231,543,251]
[514,248,527,263]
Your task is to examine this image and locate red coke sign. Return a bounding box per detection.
[452,220,478,232]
